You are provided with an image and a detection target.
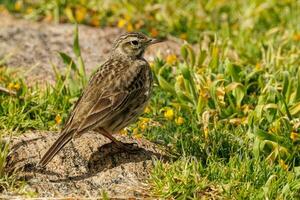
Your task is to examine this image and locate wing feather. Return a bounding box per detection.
[71,66,145,135]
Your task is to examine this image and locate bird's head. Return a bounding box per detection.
[111,32,163,58]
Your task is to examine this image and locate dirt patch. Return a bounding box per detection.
[5,131,167,198]
[0,13,182,83]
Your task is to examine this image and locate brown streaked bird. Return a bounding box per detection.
[39,32,163,167]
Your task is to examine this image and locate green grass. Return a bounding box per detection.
[0,67,78,132]
[1,0,300,199]
[150,156,300,199]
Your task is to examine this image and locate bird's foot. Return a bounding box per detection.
[115,141,139,153]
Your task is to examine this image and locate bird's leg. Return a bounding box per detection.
[95,127,138,152]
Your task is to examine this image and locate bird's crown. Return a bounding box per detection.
[111,32,162,58]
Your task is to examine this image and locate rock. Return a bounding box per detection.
[5,131,167,198]
[0,14,182,84]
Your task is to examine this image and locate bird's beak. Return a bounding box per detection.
[147,38,164,45]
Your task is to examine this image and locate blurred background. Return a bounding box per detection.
[0,0,298,43]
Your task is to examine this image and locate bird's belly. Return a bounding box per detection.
[100,67,153,133]
[102,96,150,133]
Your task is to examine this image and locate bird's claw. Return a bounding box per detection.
[116,141,139,153]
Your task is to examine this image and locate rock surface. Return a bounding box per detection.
[5,131,166,198]
[0,13,182,83]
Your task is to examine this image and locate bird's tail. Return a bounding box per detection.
[38,129,74,167]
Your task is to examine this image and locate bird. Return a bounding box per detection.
[39,32,163,167]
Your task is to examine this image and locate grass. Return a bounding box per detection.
[1,0,300,199]
[150,156,300,199]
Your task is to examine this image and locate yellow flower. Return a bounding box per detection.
[150,28,159,37]
[124,14,131,21]
[55,114,62,125]
[117,19,126,28]
[14,0,22,11]
[268,126,276,133]
[290,132,298,142]
[138,117,150,130]
[179,33,187,40]
[75,7,87,23]
[242,104,252,114]
[126,23,134,32]
[26,7,33,14]
[166,54,177,65]
[90,15,100,27]
[229,118,242,126]
[139,123,147,130]
[164,108,174,120]
[120,128,128,135]
[293,33,300,41]
[8,82,14,90]
[43,13,53,22]
[8,82,20,91]
[175,117,184,125]
[132,127,141,139]
[200,89,209,100]
[140,117,150,124]
[132,127,138,133]
[134,133,143,139]
[255,63,262,70]
[135,20,144,29]
[241,117,248,125]
[14,83,20,90]
[144,106,151,114]
[279,159,288,171]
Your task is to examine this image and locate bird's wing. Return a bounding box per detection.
[63,60,146,136]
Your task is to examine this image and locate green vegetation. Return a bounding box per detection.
[1,0,299,44]
[1,0,300,199]
[0,26,85,132]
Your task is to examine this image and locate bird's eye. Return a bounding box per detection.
[131,40,139,46]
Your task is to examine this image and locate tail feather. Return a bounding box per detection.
[38,130,74,167]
